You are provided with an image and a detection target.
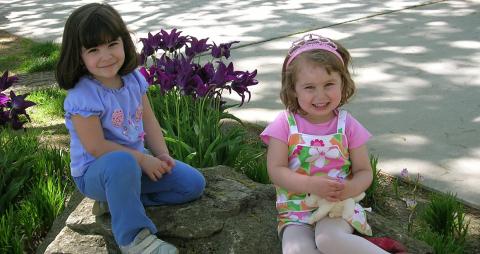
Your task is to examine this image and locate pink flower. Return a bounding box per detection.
[135,106,143,122]
[111,109,124,127]
[292,146,302,156]
[138,131,146,141]
[310,139,324,146]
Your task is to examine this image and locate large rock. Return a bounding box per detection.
[43,166,432,253]
[45,166,281,253]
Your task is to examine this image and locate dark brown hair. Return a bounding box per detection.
[55,3,138,89]
[280,38,355,114]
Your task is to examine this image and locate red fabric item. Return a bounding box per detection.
[364,237,408,253]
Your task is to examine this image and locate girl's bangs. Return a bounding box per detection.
[80,15,121,49]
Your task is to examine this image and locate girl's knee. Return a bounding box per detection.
[184,170,206,200]
[175,161,206,200]
[315,233,340,253]
[103,151,141,182]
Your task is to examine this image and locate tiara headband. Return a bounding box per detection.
[286,34,344,67]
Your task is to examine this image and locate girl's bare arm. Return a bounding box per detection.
[141,94,170,157]
[341,144,373,199]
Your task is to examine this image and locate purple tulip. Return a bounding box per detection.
[197,62,215,83]
[0,71,37,129]
[10,91,36,114]
[231,70,258,106]
[211,62,236,87]
[175,55,195,90]
[186,37,211,57]
[190,75,209,97]
[1,91,36,130]
[155,69,175,92]
[158,55,177,74]
[139,67,154,85]
[0,70,19,92]
[139,29,259,105]
[0,92,10,106]
[211,41,239,59]
[139,32,162,64]
[159,29,188,53]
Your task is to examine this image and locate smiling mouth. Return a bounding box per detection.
[99,62,117,68]
[313,103,328,108]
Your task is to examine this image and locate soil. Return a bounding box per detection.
[1,30,479,253]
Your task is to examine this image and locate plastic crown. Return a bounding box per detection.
[286,34,344,67]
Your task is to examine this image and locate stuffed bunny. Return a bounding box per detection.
[305,192,366,224]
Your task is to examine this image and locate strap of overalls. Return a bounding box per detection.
[285,111,299,134]
[287,110,347,134]
[336,110,347,133]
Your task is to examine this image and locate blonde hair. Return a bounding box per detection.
[280,38,355,114]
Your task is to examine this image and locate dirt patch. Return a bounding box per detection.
[0,30,24,55]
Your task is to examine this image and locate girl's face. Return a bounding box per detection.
[294,59,342,123]
[81,37,125,88]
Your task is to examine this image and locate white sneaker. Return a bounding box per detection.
[120,228,179,254]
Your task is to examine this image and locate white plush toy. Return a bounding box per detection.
[305,192,366,224]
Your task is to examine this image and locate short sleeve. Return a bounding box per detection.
[345,113,372,149]
[64,78,104,119]
[132,68,149,95]
[260,111,289,145]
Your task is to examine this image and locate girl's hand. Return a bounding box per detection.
[156,153,175,173]
[338,179,354,200]
[308,175,345,202]
[140,154,171,181]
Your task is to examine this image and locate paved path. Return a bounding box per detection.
[1,0,479,208]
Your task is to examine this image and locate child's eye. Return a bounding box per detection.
[325,83,335,87]
[305,86,314,89]
[87,48,98,54]
[109,42,119,47]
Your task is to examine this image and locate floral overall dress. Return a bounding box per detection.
[276,110,372,236]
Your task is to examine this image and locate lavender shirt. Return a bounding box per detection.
[260,110,372,148]
[64,69,148,177]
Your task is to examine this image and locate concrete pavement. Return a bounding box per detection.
[1,0,479,208]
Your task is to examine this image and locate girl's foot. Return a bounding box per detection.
[120,228,178,254]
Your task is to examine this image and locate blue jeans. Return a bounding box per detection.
[73,151,206,246]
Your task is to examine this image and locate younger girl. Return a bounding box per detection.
[56,3,205,254]
[261,34,389,254]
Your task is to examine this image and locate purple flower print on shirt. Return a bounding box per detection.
[135,106,143,122]
[138,131,146,141]
[111,109,124,127]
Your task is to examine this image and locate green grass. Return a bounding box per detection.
[0,129,71,253]
[28,88,66,119]
[363,154,386,211]
[0,38,59,74]
[0,38,32,72]
[20,41,59,73]
[416,192,470,253]
[0,55,21,72]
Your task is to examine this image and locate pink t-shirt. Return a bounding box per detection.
[260,111,372,148]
